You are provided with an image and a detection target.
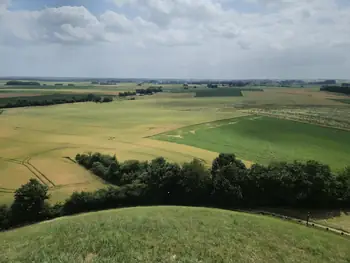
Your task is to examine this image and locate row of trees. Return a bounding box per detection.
[119,87,163,97]
[1,94,113,109]
[1,153,349,231]
[119,91,136,97]
[321,85,350,95]
[136,86,163,95]
[207,84,219,88]
[75,153,350,208]
[6,80,40,86]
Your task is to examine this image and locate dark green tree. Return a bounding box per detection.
[0,205,10,230]
[11,179,50,224]
[177,159,212,205]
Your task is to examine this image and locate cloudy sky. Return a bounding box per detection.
[0,0,349,79]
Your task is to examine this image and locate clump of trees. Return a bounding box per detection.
[119,87,163,97]
[207,83,218,88]
[119,91,137,97]
[0,93,113,109]
[321,85,350,95]
[6,80,40,86]
[136,86,163,95]
[1,153,350,231]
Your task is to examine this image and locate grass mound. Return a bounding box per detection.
[1,207,349,263]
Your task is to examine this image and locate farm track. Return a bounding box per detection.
[240,209,350,238]
[0,156,55,188]
[246,111,350,131]
[26,157,56,187]
[0,187,15,193]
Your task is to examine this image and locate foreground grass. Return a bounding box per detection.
[152,115,350,170]
[1,207,349,263]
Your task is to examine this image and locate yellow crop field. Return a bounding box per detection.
[0,87,349,204]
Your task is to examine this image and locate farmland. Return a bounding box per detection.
[195,88,243,97]
[0,83,350,206]
[152,115,350,169]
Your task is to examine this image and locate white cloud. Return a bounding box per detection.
[0,0,10,15]
[0,0,349,78]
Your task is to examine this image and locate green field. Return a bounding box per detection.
[152,115,350,169]
[195,88,243,97]
[1,206,349,263]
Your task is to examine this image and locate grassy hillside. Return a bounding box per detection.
[152,115,350,169]
[1,207,349,263]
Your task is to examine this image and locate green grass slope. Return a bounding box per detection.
[1,207,349,263]
[152,116,350,170]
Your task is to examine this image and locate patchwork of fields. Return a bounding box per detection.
[0,84,350,205]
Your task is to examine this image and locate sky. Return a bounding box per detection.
[0,0,349,79]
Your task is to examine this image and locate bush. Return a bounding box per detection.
[10,179,50,225]
[0,205,10,230]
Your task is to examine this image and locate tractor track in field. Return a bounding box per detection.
[26,157,56,187]
[0,187,15,193]
[0,156,55,188]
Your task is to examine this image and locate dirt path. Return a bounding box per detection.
[240,209,350,237]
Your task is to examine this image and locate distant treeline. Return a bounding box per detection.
[207,82,249,88]
[321,85,350,95]
[240,88,264,92]
[119,91,137,97]
[119,86,163,97]
[6,80,41,86]
[311,80,336,85]
[0,93,113,109]
[1,152,349,231]
[5,81,77,87]
[196,89,243,97]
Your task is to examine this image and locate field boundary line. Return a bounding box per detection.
[52,181,98,190]
[144,115,252,138]
[114,139,209,164]
[247,111,350,132]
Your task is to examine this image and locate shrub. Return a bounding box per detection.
[10,179,50,225]
[0,205,10,230]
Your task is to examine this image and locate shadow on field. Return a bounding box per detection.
[261,208,350,220]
